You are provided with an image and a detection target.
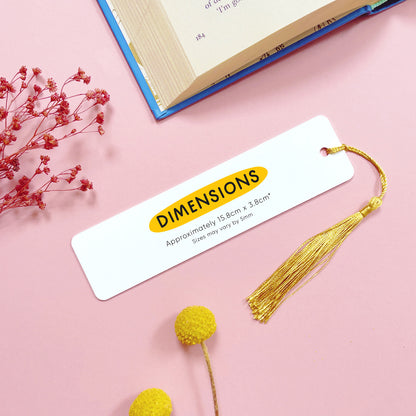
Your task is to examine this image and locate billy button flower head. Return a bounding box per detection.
[175,306,219,416]
[129,388,172,416]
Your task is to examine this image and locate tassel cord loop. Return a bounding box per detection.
[326,145,387,200]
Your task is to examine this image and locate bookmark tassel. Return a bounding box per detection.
[247,145,387,323]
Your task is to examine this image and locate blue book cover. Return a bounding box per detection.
[97,0,405,120]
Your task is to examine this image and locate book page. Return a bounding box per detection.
[160,0,334,75]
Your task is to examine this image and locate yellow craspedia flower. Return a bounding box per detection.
[129,388,172,416]
[175,305,216,345]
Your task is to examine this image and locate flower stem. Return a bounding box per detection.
[201,340,219,416]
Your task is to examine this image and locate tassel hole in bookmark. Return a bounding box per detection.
[320,147,329,157]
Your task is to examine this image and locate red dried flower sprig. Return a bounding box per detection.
[0,66,110,215]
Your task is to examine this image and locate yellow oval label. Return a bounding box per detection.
[149,167,268,232]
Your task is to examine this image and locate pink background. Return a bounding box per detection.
[1,1,415,415]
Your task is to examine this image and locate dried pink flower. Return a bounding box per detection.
[0,66,110,215]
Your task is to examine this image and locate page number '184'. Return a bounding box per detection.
[195,33,206,41]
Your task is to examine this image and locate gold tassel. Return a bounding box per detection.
[247,145,387,323]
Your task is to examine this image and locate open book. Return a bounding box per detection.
[98,0,405,119]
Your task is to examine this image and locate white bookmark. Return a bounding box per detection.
[72,116,353,300]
